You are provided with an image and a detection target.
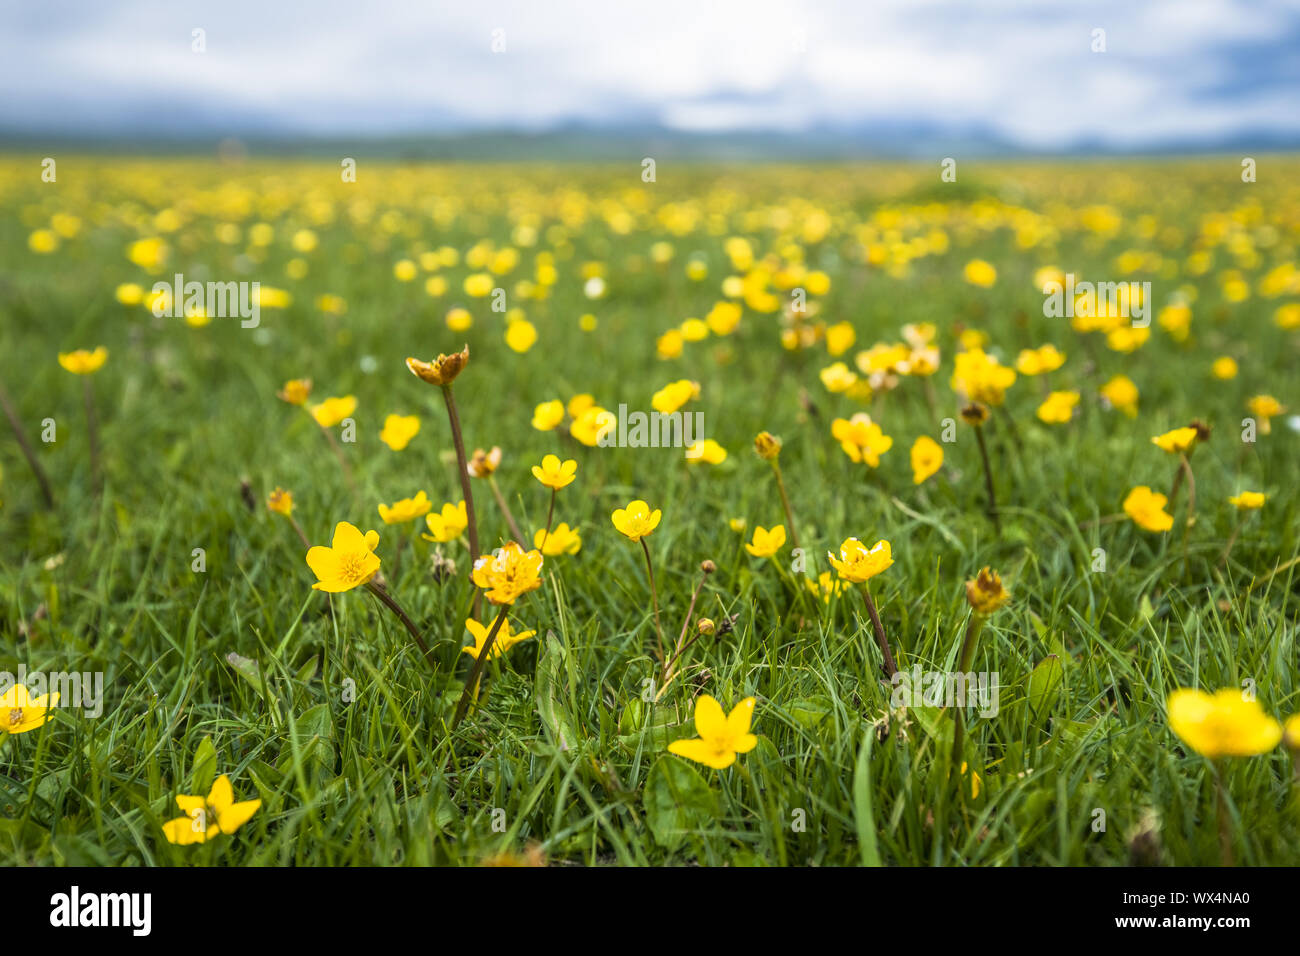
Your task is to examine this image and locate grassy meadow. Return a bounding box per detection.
[1,155,1299,866]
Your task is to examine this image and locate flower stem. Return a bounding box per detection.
[640,537,665,663]
[488,475,525,544]
[770,460,800,551]
[83,377,102,495]
[974,424,1000,535]
[538,488,556,551]
[950,614,987,788]
[452,604,509,728]
[0,377,55,508]
[859,584,897,678]
[1217,517,1243,568]
[440,384,481,616]
[1179,455,1196,577]
[364,580,433,668]
[317,421,357,498]
[1214,761,1235,866]
[659,562,712,694]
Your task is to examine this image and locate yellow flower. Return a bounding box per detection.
[467,446,502,478]
[534,522,582,556]
[745,524,787,558]
[611,499,661,541]
[406,345,469,386]
[1228,491,1265,510]
[1151,426,1198,455]
[805,571,844,604]
[57,347,108,375]
[505,319,538,353]
[446,307,472,331]
[963,259,997,288]
[1247,394,1284,433]
[1285,714,1300,752]
[277,378,312,405]
[1211,357,1239,380]
[378,491,432,525]
[819,362,859,393]
[422,500,468,543]
[831,414,893,466]
[910,435,943,484]
[754,431,782,460]
[461,617,535,661]
[1167,688,1282,759]
[728,517,747,533]
[531,454,577,490]
[0,683,59,735]
[667,695,758,770]
[1099,374,1139,417]
[651,379,699,414]
[267,487,293,516]
[464,272,494,297]
[657,328,684,359]
[680,318,710,341]
[115,282,144,305]
[828,537,893,583]
[1123,486,1174,533]
[1015,344,1066,375]
[28,228,59,254]
[162,775,261,845]
[471,542,544,605]
[686,439,727,465]
[531,400,565,431]
[310,396,357,428]
[825,321,856,357]
[379,414,420,451]
[1036,390,1080,424]
[965,567,1010,616]
[305,521,381,592]
[570,405,613,447]
[950,348,1016,406]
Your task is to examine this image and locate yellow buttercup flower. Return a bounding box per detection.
[831,414,893,466]
[1167,688,1282,759]
[1151,426,1199,455]
[533,522,581,556]
[828,537,893,583]
[379,414,420,451]
[406,345,469,386]
[753,431,782,460]
[965,567,1010,616]
[1123,486,1174,532]
[1015,344,1066,376]
[505,319,537,353]
[651,379,700,415]
[910,435,943,484]
[305,521,381,592]
[570,405,613,447]
[805,571,844,604]
[57,347,108,375]
[1036,390,1080,424]
[745,524,786,558]
[963,259,997,288]
[1247,394,1283,433]
[1099,374,1139,417]
[667,695,758,770]
[612,500,662,541]
[267,487,293,516]
[310,396,357,428]
[531,400,565,431]
[686,439,727,465]
[378,491,431,525]
[471,542,544,605]
[162,775,261,846]
[422,500,468,543]
[1228,491,1265,510]
[1211,357,1238,380]
[0,683,59,735]
[461,617,535,661]
[277,378,312,405]
[950,348,1016,406]
[531,454,577,490]
[467,446,502,478]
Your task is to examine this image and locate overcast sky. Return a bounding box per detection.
[2,0,1298,149]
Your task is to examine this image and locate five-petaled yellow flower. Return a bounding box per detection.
[1167,688,1282,759]
[277,378,312,405]
[267,487,293,516]
[162,775,261,845]
[1247,394,1283,433]
[745,524,787,558]
[306,521,381,592]
[423,500,468,543]
[1151,426,1198,455]
[57,347,108,375]
[910,435,943,484]
[534,523,582,555]
[828,537,893,583]
[612,500,662,541]
[686,439,727,465]
[667,695,758,770]
[0,683,59,735]
[378,491,432,525]
[1036,390,1079,424]
[461,617,535,661]
[831,414,893,466]
[310,395,357,428]
[531,454,577,490]
[531,400,565,431]
[651,379,700,415]
[805,571,844,604]
[951,348,1016,405]
[379,414,420,451]
[471,542,544,605]
[1099,375,1139,417]
[1123,486,1174,532]
[1228,491,1266,510]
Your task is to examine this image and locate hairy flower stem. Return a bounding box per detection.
[950,614,988,789]
[974,424,1000,535]
[1217,518,1244,568]
[640,538,665,663]
[84,378,102,495]
[440,384,481,615]
[452,604,509,728]
[858,584,897,679]
[0,377,55,508]
[488,476,525,544]
[286,515,311,549]
[1214,761,1234,866]
[538,489,556,551]
[317,422,357,499]
[770,461,800,551]
[1179,455,1196,576]
[364,580,432,667]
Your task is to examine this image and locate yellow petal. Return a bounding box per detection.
[668,737,735,769]
[693,695,726,738]
[207,774,234,814]
[727,697,756,737]
[217,799,261,835]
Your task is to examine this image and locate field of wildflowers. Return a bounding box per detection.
[2,155,1299,866]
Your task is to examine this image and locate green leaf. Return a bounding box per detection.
[853,729,881,867]
[536,631,578,751]
[190,735,217,795]
[787,696,833,728]
[1027,655,1064,722]
[643,755,718,850]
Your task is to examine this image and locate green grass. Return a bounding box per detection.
[1,156,1298,866]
